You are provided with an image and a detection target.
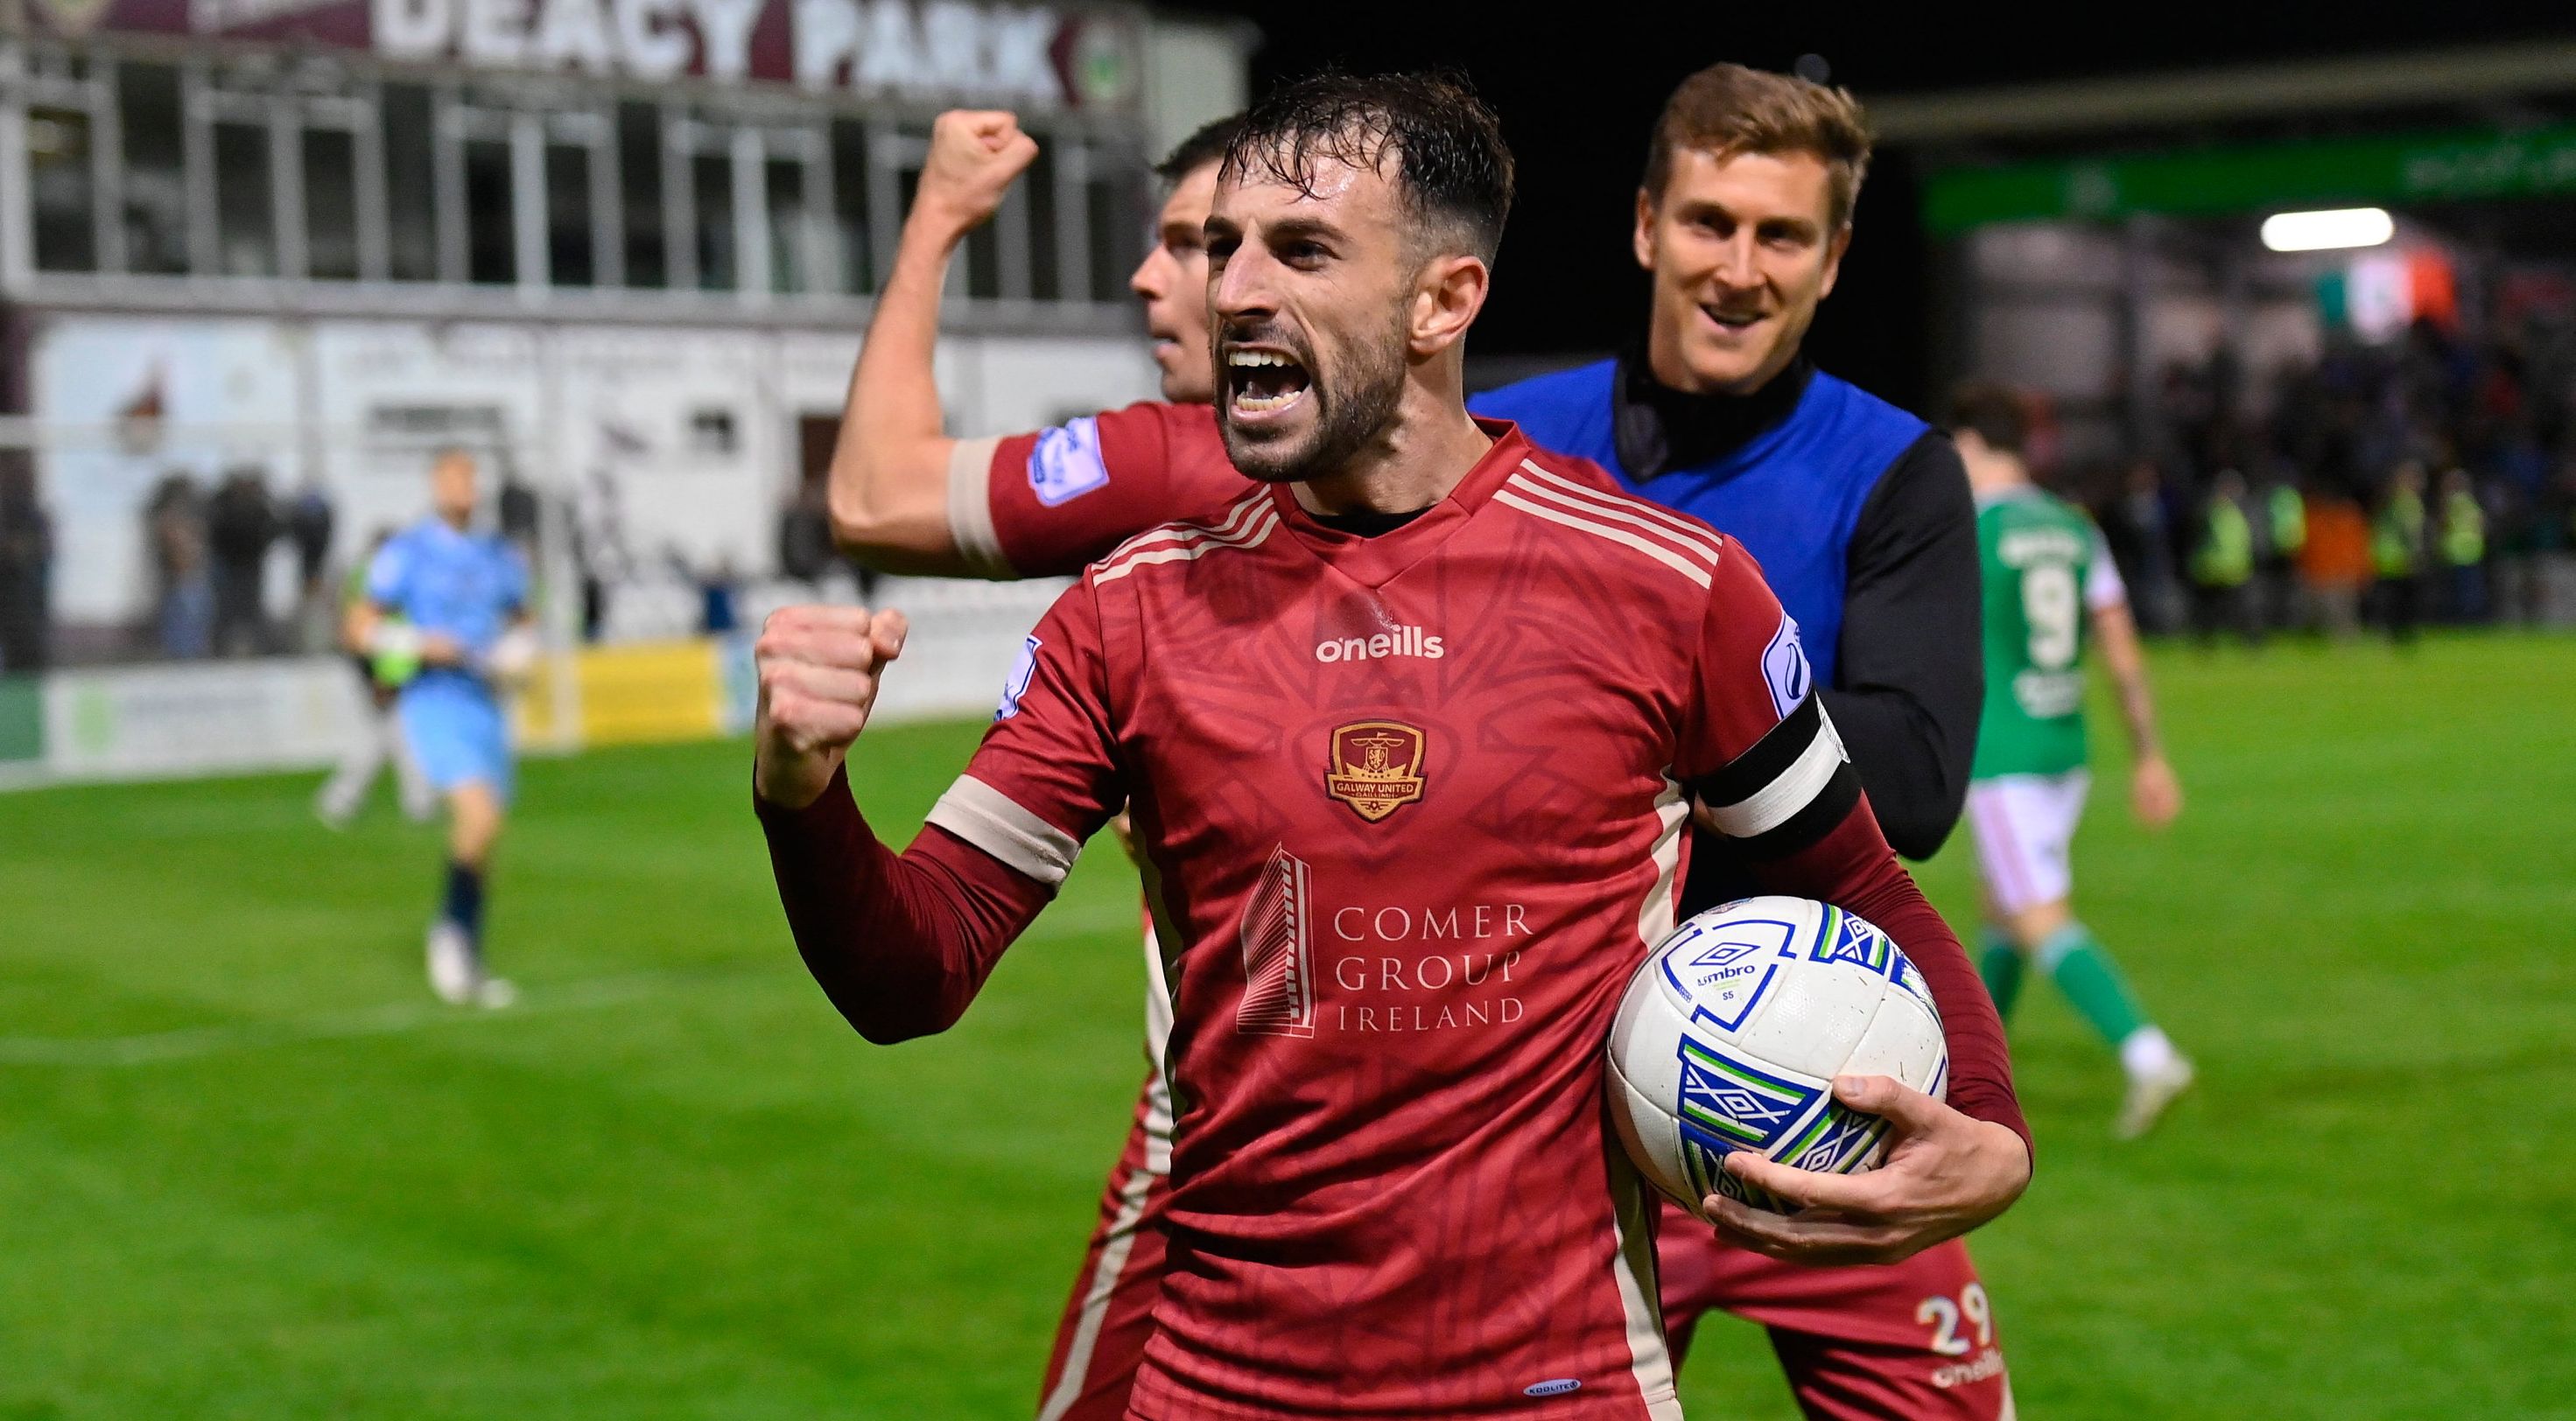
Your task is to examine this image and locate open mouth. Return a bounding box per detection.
[1702,304,1768,332]
[1226,347,1311,416]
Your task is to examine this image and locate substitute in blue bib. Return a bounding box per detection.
[1469,74,1981,903]
[350,448,537,1009]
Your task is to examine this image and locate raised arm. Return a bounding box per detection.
[754,590,1122,1043]
[827,111,1038,574]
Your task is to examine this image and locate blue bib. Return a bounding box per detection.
[1471,360,1927,688]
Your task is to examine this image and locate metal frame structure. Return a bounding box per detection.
[0,35,1148,332]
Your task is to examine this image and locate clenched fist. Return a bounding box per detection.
[753,606,909,809]
[910,109,1041,242]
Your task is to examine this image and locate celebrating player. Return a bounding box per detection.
[824,105,1240,1418]
[1950,384,2195,1138]
[346,448,537,1007]
[761,71,2028,1419]
[835,66,2016,1421]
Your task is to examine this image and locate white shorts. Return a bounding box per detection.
[1964,771,2090,917]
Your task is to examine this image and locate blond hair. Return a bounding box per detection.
[1643,63,1873,228]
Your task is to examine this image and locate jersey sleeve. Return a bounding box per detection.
[363,536,411,612]
[2084,522,2128,612]
[498,541,531,615]
[918,578,1125,887]
[1677,548,1861,859]
[947,402,1242,579]
[1678,547,2029,1152]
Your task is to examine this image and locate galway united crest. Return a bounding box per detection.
[1323,721,1428,822]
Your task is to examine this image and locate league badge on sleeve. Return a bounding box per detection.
[1761,612,1813,718]
[1028,416,1112,507]
[996,635,1042,721]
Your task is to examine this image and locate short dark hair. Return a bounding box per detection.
[1644,63,1872,228]
[1221,69,1514,263]
[1155,114,1242,185]
[1947,382,2029,456]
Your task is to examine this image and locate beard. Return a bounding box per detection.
[1218,312,1408,485]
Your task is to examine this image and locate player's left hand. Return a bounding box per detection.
[1703,1074,2031,1266]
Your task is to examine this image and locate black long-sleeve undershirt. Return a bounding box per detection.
[1820,430,1983,859]
[1611,355,1983,905]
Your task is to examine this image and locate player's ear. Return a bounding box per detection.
[1817,223,1853,300]
[1632,187,1658,272]
[1411,252,1489,357]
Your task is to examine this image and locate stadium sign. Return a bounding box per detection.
[1924,123,2576,234]
[7,0,1143,109]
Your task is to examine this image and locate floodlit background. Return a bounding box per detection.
[1,5,2571,1417]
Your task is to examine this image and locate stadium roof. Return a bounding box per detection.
[1871,38,2576,144]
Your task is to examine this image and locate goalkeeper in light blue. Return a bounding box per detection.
[347,448,538,1007]
[1948,386,2194,1139]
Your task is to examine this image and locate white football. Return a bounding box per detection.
[1606,896,1947,1216]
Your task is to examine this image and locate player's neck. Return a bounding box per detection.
[1292,384,1493,518]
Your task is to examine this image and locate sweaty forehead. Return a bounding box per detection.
[1213,149,1397,225]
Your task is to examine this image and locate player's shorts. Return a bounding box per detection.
[1963,770,2090,917]
[1658,1209,2013,1420]
[397,675,513,801]
[1034,1068,1171,1421]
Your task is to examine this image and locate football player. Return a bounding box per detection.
[834,64,2016,1421]
[759,70,2029,1421]
[1949,383,2194,1138]
[346,448,537,1006]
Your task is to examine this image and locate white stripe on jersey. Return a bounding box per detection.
[1702,707,1849,839]
[1637,777,1689,952]
[1608,1147,1686,1420]
[1094,506,1281,585]
[1515,460,1723,563]
[925,774,1084,886]
[1495,487,1715,589]
[1097,494,1270,570]
[944,436,1014,578]
[1033,1158,1160,1421]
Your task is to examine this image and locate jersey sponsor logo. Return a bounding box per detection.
[1237,846,1316,1038]
[1314,625,1444,662]
[1323,720,1428,822]
[995,634,1041,720]
[1523,1379,1582,1397]
[1761,612,1813,718]
[1028,416,1111,507]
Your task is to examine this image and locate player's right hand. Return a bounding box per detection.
[2132,753,2182,830]
[911,110,1040,240]
[753,606,909,810]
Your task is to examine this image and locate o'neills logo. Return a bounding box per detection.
[1315,626,1443,662]
[1324,721,1428,822]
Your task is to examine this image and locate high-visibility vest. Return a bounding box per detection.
[2267,485,2306,557]
[2373,489,2426,578]
[2440,489,2486,567]
[2193,496,2254,586]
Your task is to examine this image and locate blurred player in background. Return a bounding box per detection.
[315,528,437,828]
[1950,384,2194,1138]
[827,105,1234,1421]
[761,70,2030,1418]
[833,66,2017,1421]
[346,449,537,1007]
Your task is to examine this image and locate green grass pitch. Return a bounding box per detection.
[2,634,2571,1419]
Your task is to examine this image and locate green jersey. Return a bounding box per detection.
[1973,487,2123,780]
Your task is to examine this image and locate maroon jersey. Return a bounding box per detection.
[763,422,2022,1419]
[946,401,1247,578]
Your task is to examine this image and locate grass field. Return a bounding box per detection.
[3,634,2572,1419]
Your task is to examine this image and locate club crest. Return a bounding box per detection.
[1323,720,1428,822]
